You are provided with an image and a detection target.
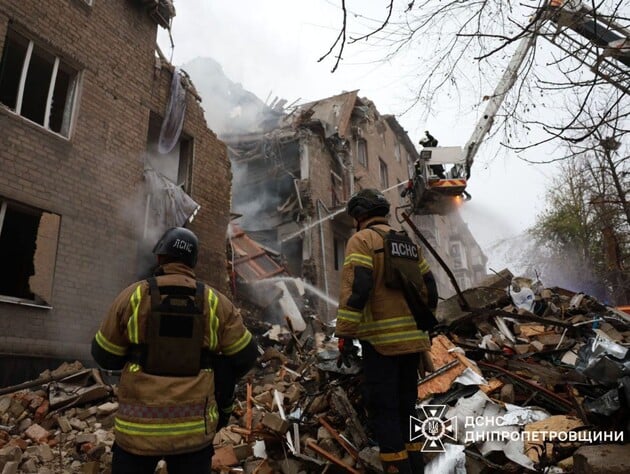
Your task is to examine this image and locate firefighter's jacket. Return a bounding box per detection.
[336,216,431,355]
[92,262,253,456]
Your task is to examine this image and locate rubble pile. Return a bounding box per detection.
[1,269,629,473]
[213,311,377,474]
[422,270,630,472]
[0,362,116,474]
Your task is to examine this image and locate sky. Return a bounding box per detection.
[156,0,565,268]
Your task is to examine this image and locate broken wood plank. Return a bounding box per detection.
[305,439,361,474]
[246,383,253,441]
[329,387,368,449]
[479,377,504,395]
[318,416,359,461]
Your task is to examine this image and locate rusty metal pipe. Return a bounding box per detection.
[400,211,470,310]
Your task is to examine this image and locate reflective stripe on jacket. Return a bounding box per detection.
[95,262,252,455]
[336,216,431,355]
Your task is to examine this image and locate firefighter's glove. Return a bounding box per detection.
[337,338,359,368]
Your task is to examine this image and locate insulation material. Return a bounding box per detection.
[144,168,200,230]
[159,68,187,155]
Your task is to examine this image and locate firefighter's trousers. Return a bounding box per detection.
[361,341,420,454]
[112,443,213,474]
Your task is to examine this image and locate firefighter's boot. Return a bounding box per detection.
[405,443,425,474]
[380,451,413,474]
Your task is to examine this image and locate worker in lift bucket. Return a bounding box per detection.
[91,227,257,474]
[335,189,439,474]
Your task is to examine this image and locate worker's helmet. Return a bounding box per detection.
[347,188,390,220]
[152,227,199,268]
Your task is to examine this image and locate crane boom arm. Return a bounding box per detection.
[462,21,542,179]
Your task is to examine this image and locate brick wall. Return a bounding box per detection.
[0,0,230,361]
[303,108,415,320]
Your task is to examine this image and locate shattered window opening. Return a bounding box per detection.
[0,198,60,306]
[0,28,78,137]
[331,169,343,207]
[357,139,368,168]
[333,237,346,271]
[450,241,468,271]
[379,158,388,189]
[146,112,193,192]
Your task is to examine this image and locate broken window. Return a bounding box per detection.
[331,169,343,207]
[0,28,79,137]
[450,241,468,270]
[379,158,388,189]
[146,112,193,192]
[395,143,401,163]
[0,198,60,306]
[139,113,198,277]
[357,139,368,168]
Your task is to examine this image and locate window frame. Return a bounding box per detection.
[357,138,368,168]
[379,157,389,189]
[0,27,80,138]
[0,198,59,309]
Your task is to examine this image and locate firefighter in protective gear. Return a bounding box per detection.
[336,189,438,474]
[91,227,257,474]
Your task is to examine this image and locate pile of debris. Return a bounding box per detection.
[0,362,117,474]
[1,268,629,473]
[215,269,630,473]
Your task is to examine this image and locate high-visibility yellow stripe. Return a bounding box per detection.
[343,253,373,268]
[128,363,141,373]
[380,450,409,462]
[419,259,430,274]
[127,285,143,344]
[405,442,423,452]
[207,404,218,423]
[207,290,219,350]
[115,418,206,436]
[223,330,252,356]
[356,316,417,336]
[336,309,362,322]
[221,404,235,414]
[95,330,127,356]
[366,330,429,345]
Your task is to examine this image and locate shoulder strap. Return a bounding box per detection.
[147,277,160,310]
[194,281,205,312]
[147,277,206,312]
[365,225,389,253]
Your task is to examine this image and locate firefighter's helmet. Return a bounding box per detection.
[153,227,199,268]
[347,188,390,220]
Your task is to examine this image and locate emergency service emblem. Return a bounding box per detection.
[410,405,457,452]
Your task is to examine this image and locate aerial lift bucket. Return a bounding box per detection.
[405,146,469,215]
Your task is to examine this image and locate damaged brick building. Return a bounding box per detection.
[225,90,487,319]
[0,0,230,379]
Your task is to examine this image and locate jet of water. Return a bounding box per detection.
[254,276,339,307]
[280,207,347,242]
[280,181,408,242]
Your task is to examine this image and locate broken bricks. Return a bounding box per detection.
[0,271,627,474]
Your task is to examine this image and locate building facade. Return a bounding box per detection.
[227,90,487,319]
[0,0,230,368]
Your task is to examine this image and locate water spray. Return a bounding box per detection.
[253,276,339,307]
[280,181,408,243]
